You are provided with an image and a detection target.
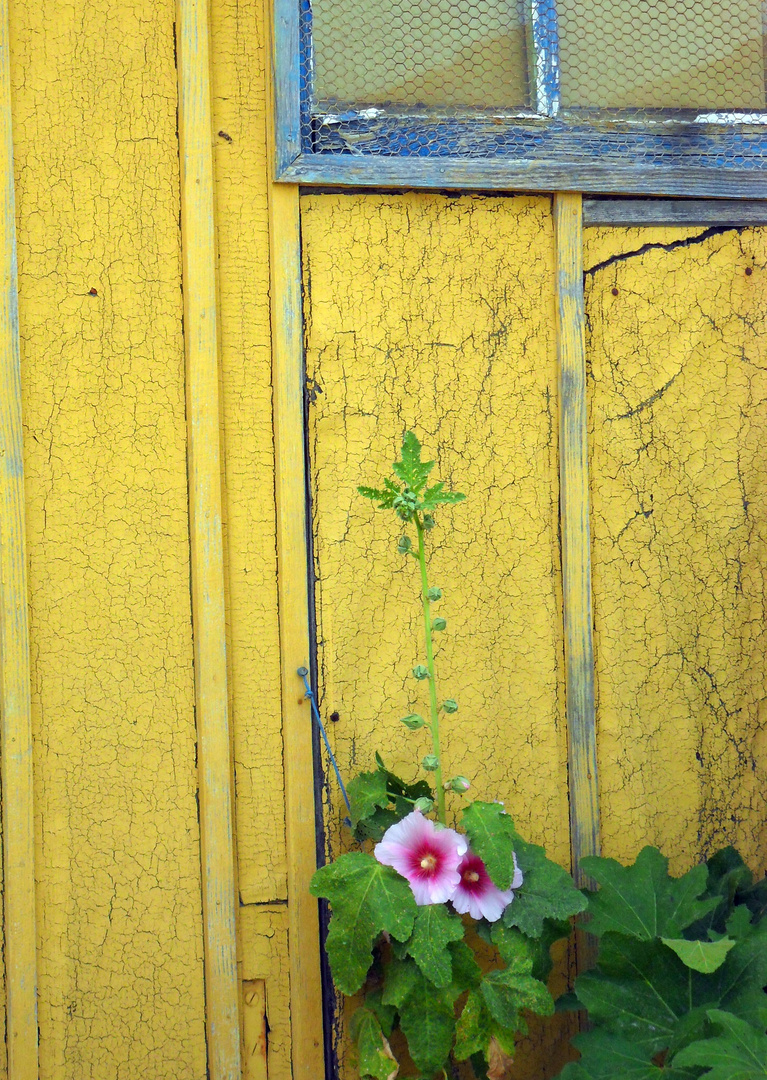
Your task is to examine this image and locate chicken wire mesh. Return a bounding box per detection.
[299,0,767,167]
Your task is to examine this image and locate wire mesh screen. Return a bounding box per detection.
[299,0,767,167]
[558,0,766,111]
[310,0,528,108]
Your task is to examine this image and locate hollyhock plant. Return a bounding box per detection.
[451,850,524,922]
[310,433,588,1080]
[374,810,467,905]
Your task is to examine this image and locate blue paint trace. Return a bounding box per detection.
[297,667,352,816]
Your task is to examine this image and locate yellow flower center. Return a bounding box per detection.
[464,870,480,883]
[420,854,437,871]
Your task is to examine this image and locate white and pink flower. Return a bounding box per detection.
[451,850,523,922]
[374,811,468,905]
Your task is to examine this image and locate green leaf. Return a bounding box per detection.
[674,1009,767,1079]
[310,852,417,993]
[662,936,736,974]
[573,920,767,1058]
[364,988,396,1039]
[480,953,554,1030]
[580,847,718,941]
[421,481,467,511]
[503,838,588,938]
[686,848,754,940]
[405,904,465,988]
[348,769,390,829]
[455,991,494,1061]
[391,431,434,494]
[737,878,767,923]
[350,1007,399,1080]
[384,956,459,1074]
[557,1030,698,1080]
[354,807,400,844]
[449,940,482,991]
[358,477,401,508]
[462,801,519,889]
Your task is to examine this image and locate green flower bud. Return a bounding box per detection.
[427,587,442,602]
[442,698,458,714]
[446,775,471,794]
[397,535,412,554]
[401,713,426,730]
[431,617,447,632]
[422,754,439,772]
[422,514,436,531]
[412,665,430,680]
[413,796,434,813]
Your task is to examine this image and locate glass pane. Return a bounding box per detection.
[310,0,528,109]
[558,0,766,111]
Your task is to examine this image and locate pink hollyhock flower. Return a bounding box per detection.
[451,850,523,922]
[374,811,468,905]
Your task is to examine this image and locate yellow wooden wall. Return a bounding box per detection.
[0,1,765,1078]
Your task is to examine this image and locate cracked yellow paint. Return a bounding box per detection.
[585,225,767,876]
[301,192,575,1078]
[10,0,206,1074]
[211,0,289,909]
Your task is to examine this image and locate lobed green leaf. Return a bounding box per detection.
[350,1007,400,1080]
[674,1009,767,1079]
[462,801,518,889]
[580,846,718,941]
[310,852,417,994]
[558,1030,698,1080]
[405,904,465,988]
[662,936,736,974]
[503,838,587,938]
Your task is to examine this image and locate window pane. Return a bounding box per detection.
[310,0,528,109]
[558,0,766,110]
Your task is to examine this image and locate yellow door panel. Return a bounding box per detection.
[301,192,575,1078]
[585,225,767,876]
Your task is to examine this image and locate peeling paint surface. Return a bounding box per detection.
[302,192,575,1078]
[240,905,292,1080]
[211,0,288,908]
[10,1,206,1074]
[585,225,767,875]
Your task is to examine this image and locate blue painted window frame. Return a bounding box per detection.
[273,0,767,197]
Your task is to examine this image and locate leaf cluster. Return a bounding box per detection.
[556,846,767,1080]
[358,431,466,523]
[347,755,435,843]
[312,801,589,1079]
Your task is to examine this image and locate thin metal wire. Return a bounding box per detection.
[297,667,352,814]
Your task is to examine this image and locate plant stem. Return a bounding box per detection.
[415,514,445,823]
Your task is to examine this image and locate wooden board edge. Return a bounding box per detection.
[176,0,242,1075]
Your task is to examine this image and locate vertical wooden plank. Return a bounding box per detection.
[242,980,268,1080]
[267,178,325,1080]
[554,192,600,894]
[176,1,241,1076]
[0,0,38,1074]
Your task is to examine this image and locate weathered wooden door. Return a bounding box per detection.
[299,193,767,1077]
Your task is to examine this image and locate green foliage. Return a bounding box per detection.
[580,846,718,940]
[358,431,465,523]
[675,1009,767,1079]
[462,801,518,889]
[661,935,736,974]
[350,1007,399,1080]
[406,904,465,988]
[349,756,433,842]
[554,846,767,1080]
[309,852,417,994]
[503,837,588,937]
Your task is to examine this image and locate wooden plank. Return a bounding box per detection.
[554,193,601,897]
[584,197,767,227]
[176,1,241,1077]
[278,152,767,198]
[273,0,301,172]
[0,0,38,1073]
[268,0,325,1070]
[267,179,325,1080]
[242,980,268,1080]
